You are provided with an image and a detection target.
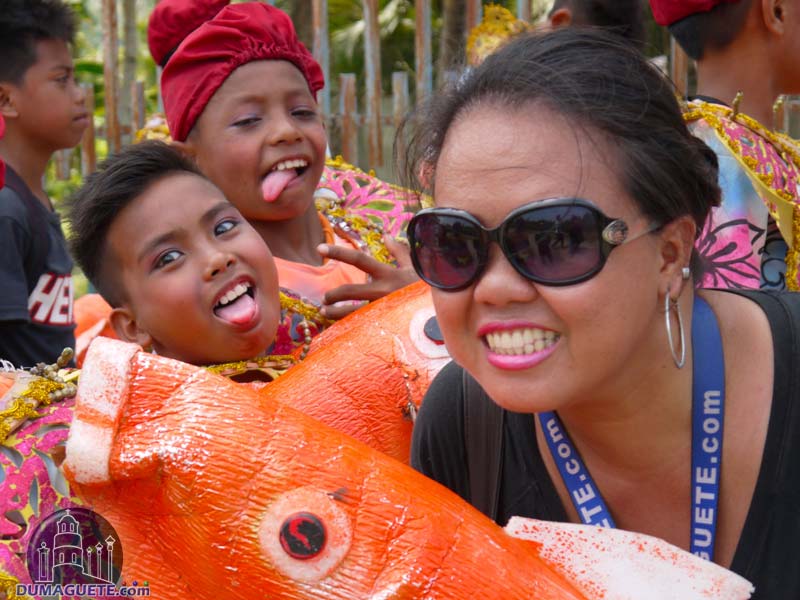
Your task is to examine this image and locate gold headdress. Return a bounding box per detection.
[466,4,531,67]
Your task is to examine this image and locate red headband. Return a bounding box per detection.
[649,0,741,26]
[147,0,230,67]
[162,2,324,142]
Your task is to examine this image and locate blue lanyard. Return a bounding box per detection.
[538,295,724,561]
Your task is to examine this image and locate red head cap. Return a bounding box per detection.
[649,0,741,26]
[161,2,324,142]
[147,0,230,67]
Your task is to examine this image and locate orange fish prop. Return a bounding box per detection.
[63,338,583,599]
[62,338,753,599]
[261,280,449,462]
[71,282,448,463]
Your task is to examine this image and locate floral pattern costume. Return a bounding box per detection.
[684,100,800,290]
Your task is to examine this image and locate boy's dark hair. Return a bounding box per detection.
[0,0,77,84]
[399,28,721,277]
[668,0,752,60]
[549,0,646,50]
[68,141,203,307]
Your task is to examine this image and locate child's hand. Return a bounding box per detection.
[318,237,419,320]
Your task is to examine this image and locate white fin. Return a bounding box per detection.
[505,517,754,600]
[63,337,139,484]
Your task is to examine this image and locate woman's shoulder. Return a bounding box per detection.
[711,288,800,333]
[726,291,800,593]
[706,288,798,407]
[712,287,800,483]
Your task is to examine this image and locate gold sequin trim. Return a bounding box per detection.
[279,291,334,328]
[205,355,296,379]
[0,572,21,600]
[789,205,800,287]
[0,397,39,443]
[315,192,395,266]
[0,375,73,443]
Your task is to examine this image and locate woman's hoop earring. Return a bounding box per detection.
[664,289,686,369]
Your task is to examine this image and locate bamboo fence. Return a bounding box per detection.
[58,0,710,180]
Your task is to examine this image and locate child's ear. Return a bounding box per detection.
[0,84,19,119]
[171,139,195,159]
[171,138,205,173]
[109,306,153,350]
[762,0,787,34]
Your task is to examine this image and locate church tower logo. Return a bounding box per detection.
[26,508,124,587]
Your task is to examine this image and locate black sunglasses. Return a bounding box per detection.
[408,198,659,290]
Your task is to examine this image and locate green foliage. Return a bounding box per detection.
[48,0,158,207]
[72,267,91,299]
[46,0,670,207]
[46,167,83,211]
[327,0,436,99]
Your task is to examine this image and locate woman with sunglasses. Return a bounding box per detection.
[404,28,799,596]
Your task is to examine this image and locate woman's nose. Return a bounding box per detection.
[472,245,539,306]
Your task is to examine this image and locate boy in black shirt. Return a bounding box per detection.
[0,0,89,367]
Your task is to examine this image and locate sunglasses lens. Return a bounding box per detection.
[410,213,483,289]
[503,205,603,283]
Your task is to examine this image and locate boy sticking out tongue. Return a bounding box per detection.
[68,141,283,367]
[162,2,418,320]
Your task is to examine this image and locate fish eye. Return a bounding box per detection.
[279,512,327,559]
[259,486,352,583]
[409,307,451,360]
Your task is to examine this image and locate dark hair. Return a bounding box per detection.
[68,141,203,307]
[669,0,752,60]
[549,0,646,49]
[399,28,720,276]
[0,0,77,84]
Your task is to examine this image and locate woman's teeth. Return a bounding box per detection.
[273,158,308,171]
[217,283,251,307]
[485,328,559,355]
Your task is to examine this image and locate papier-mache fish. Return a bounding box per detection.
[72,281,449,464]
[260,280,450,463]
[63,337,582,599]
[62,337,753,599]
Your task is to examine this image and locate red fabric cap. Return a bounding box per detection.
[649,0,740,26]
[162,2,324,142]
[147,0,230,67]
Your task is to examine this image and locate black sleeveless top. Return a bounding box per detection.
[410,290,800,600]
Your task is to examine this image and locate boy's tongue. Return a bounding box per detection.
[215,293,257,325]
[261,169,298,203]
